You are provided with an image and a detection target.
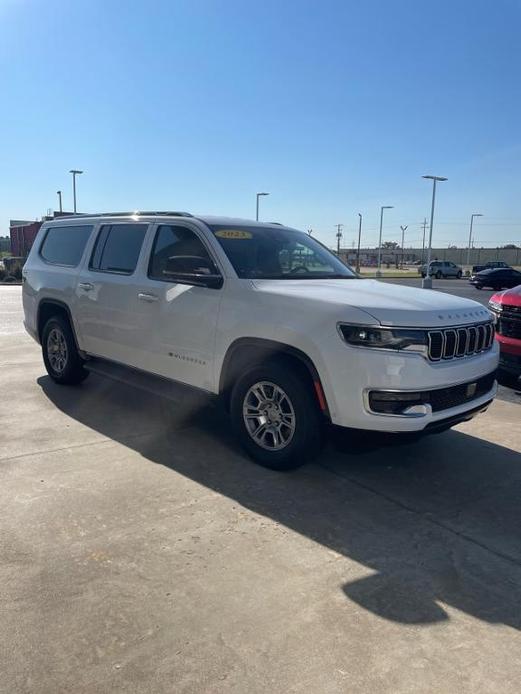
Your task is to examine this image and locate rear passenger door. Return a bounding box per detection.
[75,222,150,367]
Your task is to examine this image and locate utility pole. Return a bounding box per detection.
[421,217,428,265]
[356,213,362,273]
[400,225,408,268]
[56,190,63,214]
[335,224,343,255]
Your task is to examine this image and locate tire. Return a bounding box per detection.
[230,361,323,470]
[42,315,89,385]
[475,285,482,290]
[457,271,462,279]
[435,271,442,279]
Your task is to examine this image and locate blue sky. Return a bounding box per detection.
[1,0,520,249]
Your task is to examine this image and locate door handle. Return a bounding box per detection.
[78,282,94,291]
[138,292,159,303]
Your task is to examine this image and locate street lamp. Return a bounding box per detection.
[356,213,363,273]
[56,190,62,214]
[69,170,83,214]
[422,175,447,288]
[400,225,408,268]
[256,192,269,221]
[466,214,483,266]
[376,205,393,277]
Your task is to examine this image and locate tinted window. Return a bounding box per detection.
[148,225,217,281]
[40,225,93,266]
[209,224,356,280]
[90,224,147,274]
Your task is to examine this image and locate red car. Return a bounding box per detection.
[488,284,521,378]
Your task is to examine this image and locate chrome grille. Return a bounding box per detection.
[427,321,495,361]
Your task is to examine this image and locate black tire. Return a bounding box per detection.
[42,315,89,385]
[457,271,462,279]
[230,361,323,470]
[435,271,442,279]
[475,284,482,290]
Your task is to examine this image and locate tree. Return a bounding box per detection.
[382,241,399,249]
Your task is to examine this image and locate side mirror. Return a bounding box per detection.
[163,255,223,289]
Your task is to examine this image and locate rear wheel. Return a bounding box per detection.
[230,361,323,470]
[42,315,89,385]
[435,271,442,279]
[457,271,462,279]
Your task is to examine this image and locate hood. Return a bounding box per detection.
[252,279,492,328]
[494,285,521,306]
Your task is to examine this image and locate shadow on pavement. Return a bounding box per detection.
[38,373,521,629]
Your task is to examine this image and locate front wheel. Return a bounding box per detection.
[42,315,89,385]
[230,362,323,470]
[457,271,462,279]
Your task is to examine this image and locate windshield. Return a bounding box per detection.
[208,224,358,280]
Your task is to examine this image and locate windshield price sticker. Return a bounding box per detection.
[215,229,252,240]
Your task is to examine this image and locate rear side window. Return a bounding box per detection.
[90,224,148,274]
[40,225,93,266]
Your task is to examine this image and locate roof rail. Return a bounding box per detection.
[57,211,193,220]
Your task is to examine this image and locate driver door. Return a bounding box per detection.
[135,223,224,392]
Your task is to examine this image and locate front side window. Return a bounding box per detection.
[148,225,218,281]
[90,224,148,274]
[208,224,357,280]
[40,225,93,266]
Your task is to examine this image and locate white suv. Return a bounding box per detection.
[23,212,498,470]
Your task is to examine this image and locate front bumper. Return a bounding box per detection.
[321,340,499,432]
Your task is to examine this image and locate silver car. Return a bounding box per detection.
[419,260,463,279]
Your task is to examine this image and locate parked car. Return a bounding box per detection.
[419,260,463,279]
[23,212,498,470]
[489,285,521,378]
[469,267,521,290]
[472,261,511,274]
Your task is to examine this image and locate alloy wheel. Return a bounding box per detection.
[47,327,68,374]
[242,381,296,450]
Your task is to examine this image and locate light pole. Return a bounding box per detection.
[69,169,83,214]
[400,225,408,268]
[422,175,447,288]
[256,192,269,221]
[376,205,393,277]
[466,213,483,267]
[356,213,362,272]
[56,190,62,214]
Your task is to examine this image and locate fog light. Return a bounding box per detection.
[368,390,426,415]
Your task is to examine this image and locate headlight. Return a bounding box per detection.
[338,324,428,354]
[488,300,502,313]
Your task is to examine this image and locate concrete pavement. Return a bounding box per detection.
[1,286,521,693]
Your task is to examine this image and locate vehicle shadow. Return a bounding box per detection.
[38,374,521,630]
